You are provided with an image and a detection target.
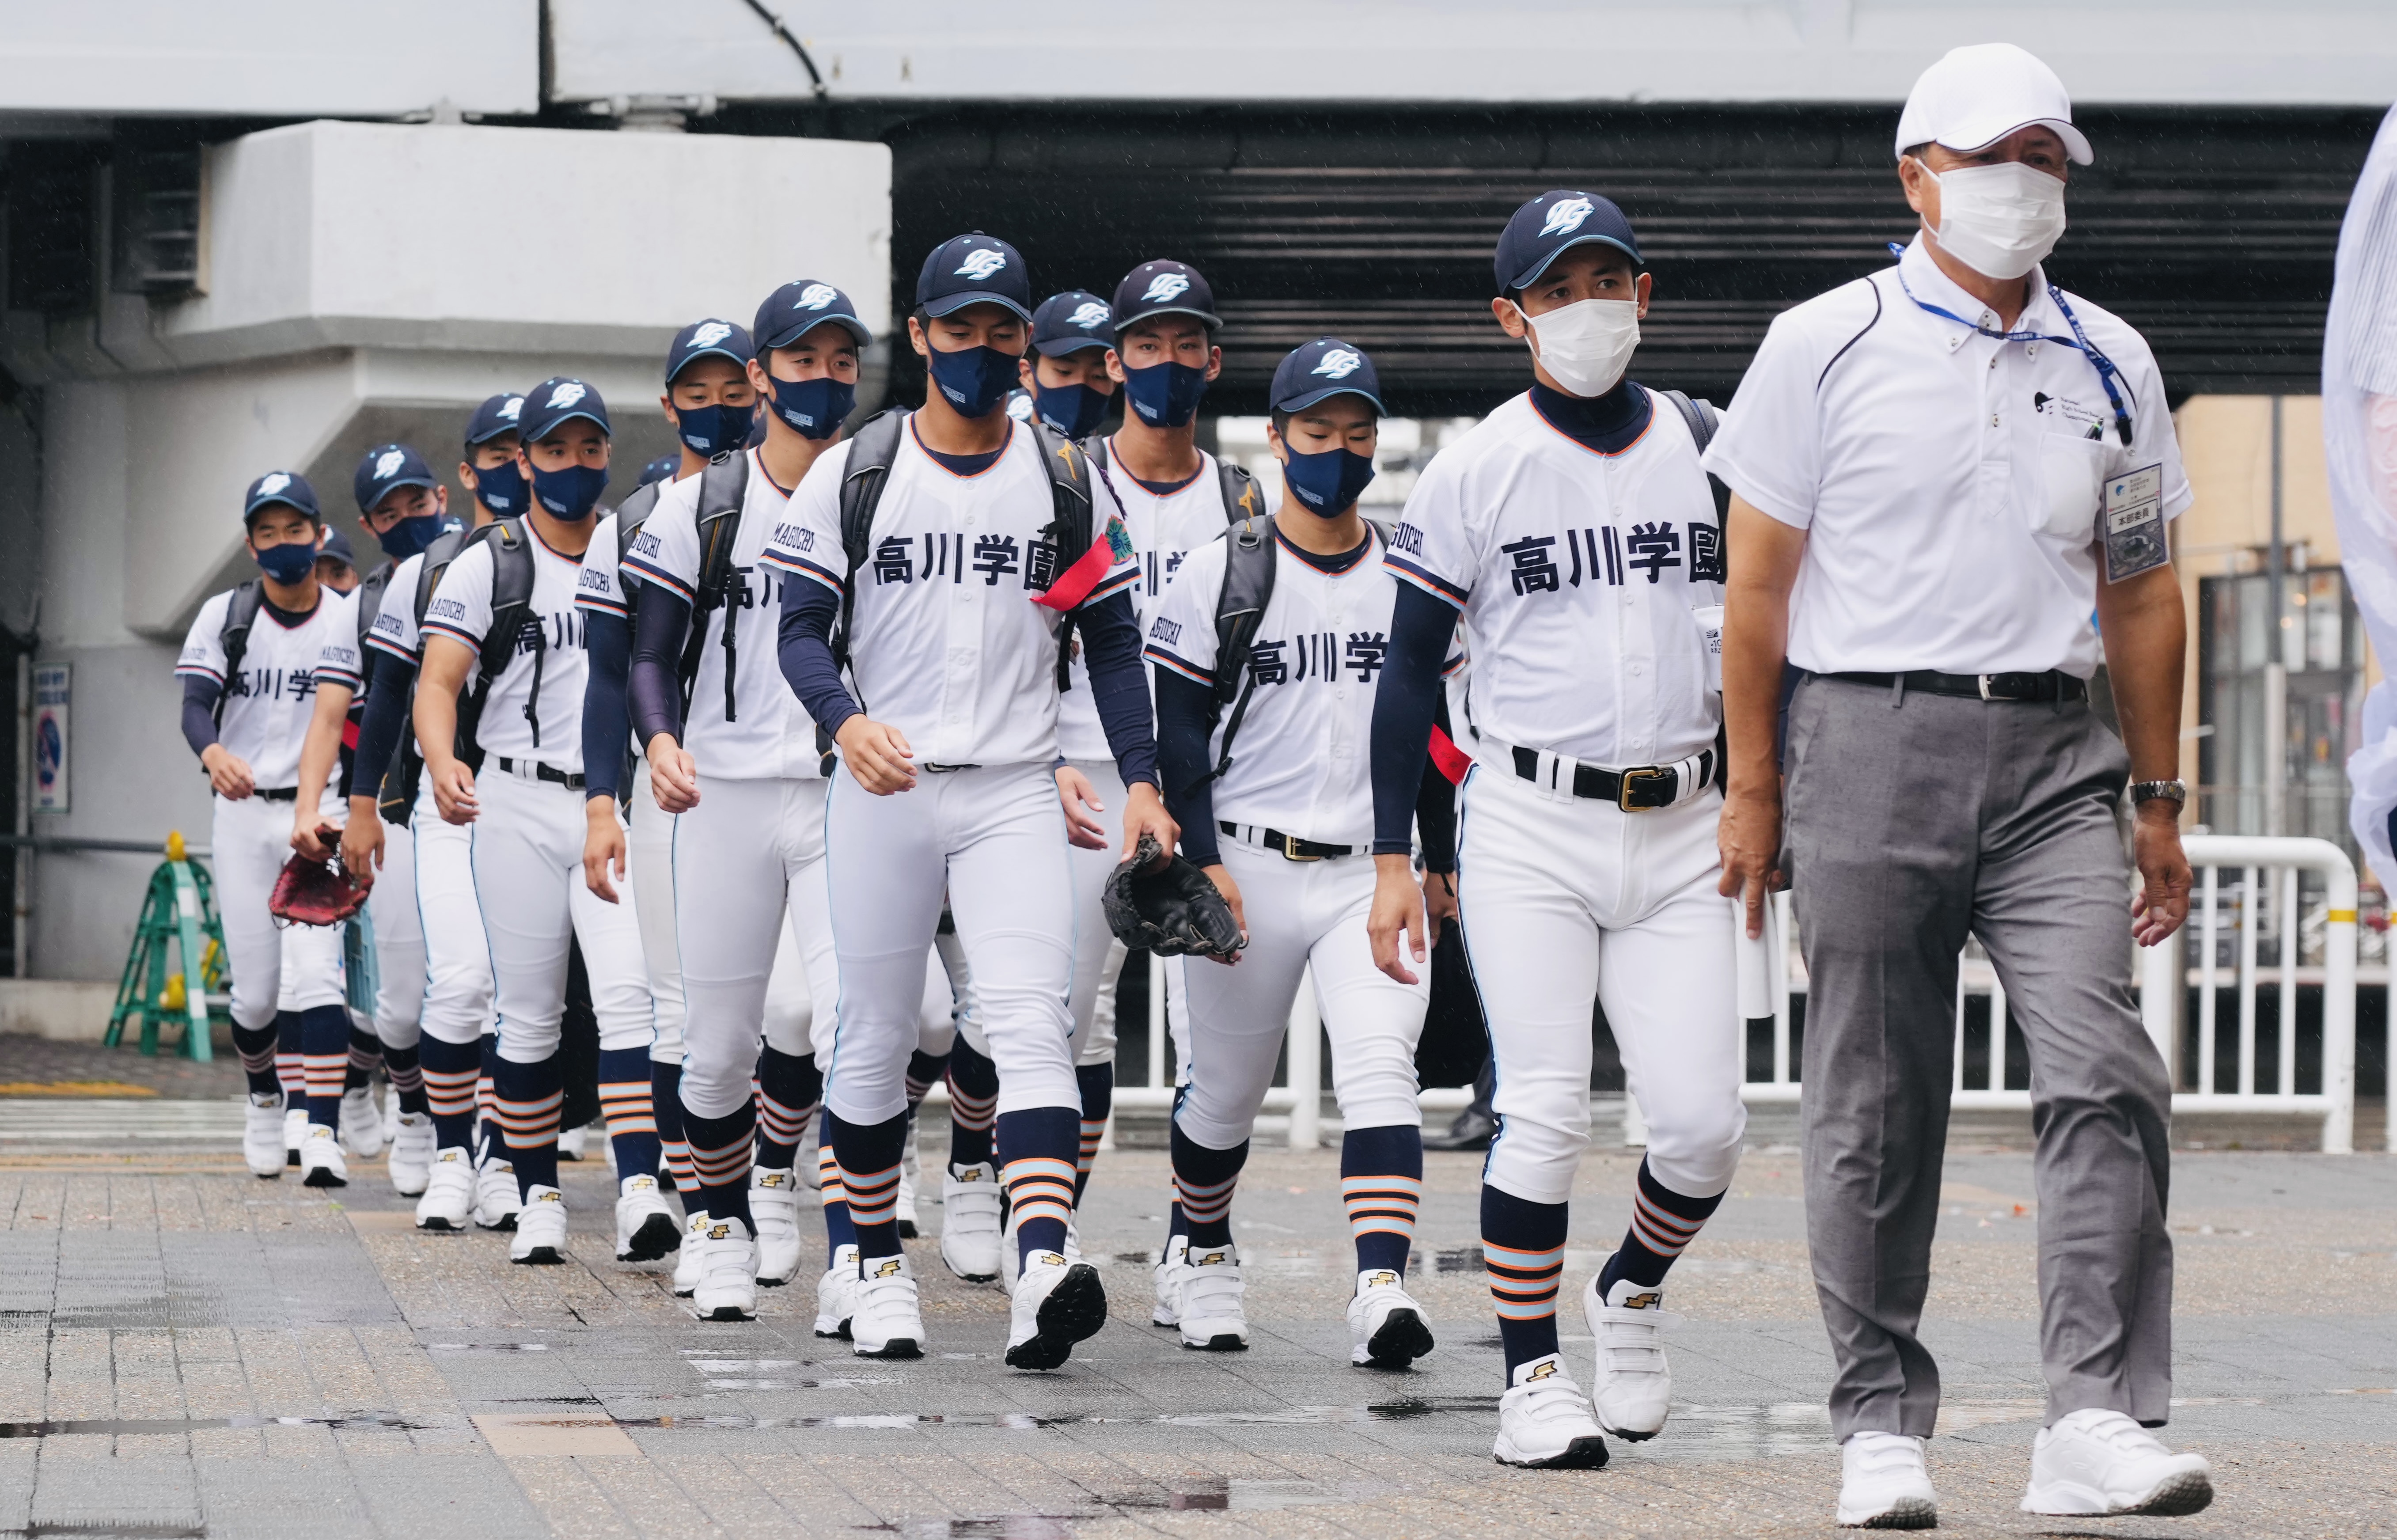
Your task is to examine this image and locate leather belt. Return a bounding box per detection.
[1825,669,2086,703]
[494,756,586,790]
[1504,745,1715,811]
[254,787,299,803]
[922,762,982,774]
[1220,821,1365,862]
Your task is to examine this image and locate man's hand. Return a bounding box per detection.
[201,744,255,800]
[340,797,384,886]
[1056,766,1109,850]
[430,757,479,825]
[2128,802,2192,947]
[1369,853,1430,985]
[1198,863,1248,966]
[1422,866,1459,928]
[583,797,628,903]
[836,716,917,795]
[290,814,338,862]
[1119,780,1178,865]
[648,734,700,813]
[1717,783,1786,940]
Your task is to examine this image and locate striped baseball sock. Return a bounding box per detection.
[998,1106,1081,1263]
[1483,1185,1569,1376]
[595,1047,660,1184]
[945,1041,998,1171]
[755,1047,821,1172]
[827,1109,906,1259]
[1340,1125,1424,1275]
[818,1137,855,1251]
[419,1037,480,1150]
[1074,1062,1112,1206]
[681,1100,755,1232]
[1169,1119,1248,1250]
[1598,1156,1728,1293]
[344,1024,381,1091]
[275,1009,304,1112]
[300,1005,350,1132]
[904,1048,949,1111]
[230,1021,281,1099]
[383,1042,426,1115]
[652,1060,697,1197]
[489,1052,563,1199]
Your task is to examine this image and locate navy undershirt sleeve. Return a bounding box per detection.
[1369,580,1458,856]
[180,676,221,759]
[626,585,689,751]
[776,577,860,738]
[1077,590,1157,789]
[579,609,633,802]
[1153,668,1220,865]
[344,649,417,799]
[1415,694,1458,874]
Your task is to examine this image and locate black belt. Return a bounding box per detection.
[1508,747,1713,810]
[1825,669,2086,703]
[1220,821,1364,861]
[255,787,298,803]
[494,756,586,789]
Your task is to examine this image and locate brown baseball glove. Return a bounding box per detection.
[270,827,368,927]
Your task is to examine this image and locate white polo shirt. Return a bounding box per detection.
[1703,235,2191,679]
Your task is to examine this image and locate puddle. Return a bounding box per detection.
[613,1398,1493,1432]
[854,1476,1369,1534]
[1434,1246,1483,1273]
[429,1342,550,1353]
[0,1414,425,1438]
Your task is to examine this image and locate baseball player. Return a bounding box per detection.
[1011,289,1119,438]
[1146,339,1459,1367]
[413,377,654,1266]
[176,472,357,1186]
[1366,193,1746,1468]
[766,231,1169,1369]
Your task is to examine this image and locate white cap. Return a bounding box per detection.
[1894,43,2093,166]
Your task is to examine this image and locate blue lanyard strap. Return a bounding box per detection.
[1885,243,2135,447]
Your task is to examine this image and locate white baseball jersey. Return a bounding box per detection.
[418,526,595,771]
[762,420,1137,768]
[177,586,358,790]
[621,450,823,781]
[573,511,634,622]
[367,552,428,663]
[1146,527,1462,848]
[1388,391,1723,769]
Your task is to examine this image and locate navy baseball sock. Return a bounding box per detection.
[344,1024,381,1091]
[419,1036,480,1149]
[490,1052,563,1199]
[475,1033,502,1162]
[1483,1184,1569,1377]
[1169,1120,1249,1251]
[945,1040,998,1170]
[1341,1125,1424,1276]
[681,1098,755,1232]
[652,1059,697,1198]
[231,1021,281,1099]
[817,1125,855,1252]
[827,1109,908,1259]
[276,1009,305,1111]
[755,1047,821,1171]
[1074,1062,1113,1206]
[595,1047,661,1185]
[998,1105,1081,1263]
[1598,1156,1728,1294]
[299,1004,350,1132]
[904,1048,949,1111]
[383,1042,426,1115]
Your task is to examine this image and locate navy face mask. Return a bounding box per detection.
[1281,443,1378,517]
[925,344,1020,419]
[376,514,453,561]
[767,375,856,440]
[1123,359,1210,429]
[1033,381,1111,439]
[254,539,318,585]
[471,459,526,516]
[530,461,609,520]
[674,402,755,458]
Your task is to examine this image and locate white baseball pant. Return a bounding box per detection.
[413,778,493,1047]
[1457,765,1746,1205]
[364,813,426,1051]
[1177,840,1429,1148]
[212,791,345,1029]
[628,756,686,1063]
[1062,760,1128,1068]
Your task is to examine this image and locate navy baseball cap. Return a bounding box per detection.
[1111,259,1220,335]
[1031,290,1114,357]
[519,377,611,442]
[464,392,525,447]
[638,454,679,488]
[1271,338,1387,415]
[242,470,319,523]
[1494,190,1643,294]
[317,526,357,569]
[353,443,436,514]
[915,233,1033,322]
[755,279,874,352]
[664,319,754,384]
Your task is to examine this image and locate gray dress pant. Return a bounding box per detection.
[1783,674,2174,1441]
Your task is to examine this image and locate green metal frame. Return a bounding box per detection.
[103,835,226,1060]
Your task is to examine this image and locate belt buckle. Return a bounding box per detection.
[1977,674,1997,702]
[1277,831,1322,862]
[1617,766,1669,812]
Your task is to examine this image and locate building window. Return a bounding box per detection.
[2197,566,2367,846]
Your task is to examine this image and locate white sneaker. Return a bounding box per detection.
[299,1125,349,1188]
[510,1184,568,1264]
[415,1148,474,1230]
[558,1123,589,1161]
[1152,1234,1188,1328]
[283,1106,305,1167]
[897,1120,922,1239]
[339,1085,383,1158]
[2019,1408,2213,1517]
[939,1162,1005,1283]
[672,1210,708,1297]
[379,1086,401,1148]
[1837,1431,1937,1529]
[850,1252,926,1358]
[690,1215,759,1321]
[472,1157,522,1231]
[1176,1241,1248,1351]
[1493,1354,1610,1468]
[749,1168,804,1286]
[1583,1266,1680,1440]
[815,1243,860,1338]
[1063,1219,1084,1264]
[614,1174,680,1262]
[1006,1250,1108,1371]
[1349,1267,1435,1367]
[387,1113,435,1195]
[242,1094,285,1179]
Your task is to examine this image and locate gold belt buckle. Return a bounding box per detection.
[1277,831,1323,862]
[1616,766,1670,812]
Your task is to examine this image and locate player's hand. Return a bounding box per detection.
[290,815,335,862]
[1119,780,1178,865]
[1717,782,1785,940]
[836,716,917,795]
[1422,866,1459,928]
[430,757,479,825]
[201,745,255,801]
[340,798,384,886]
[2129,801,2192,947]
[582,796,628,904]
[1055,766,1108,850]
[1369,853,1430,985]
[648,734,700,813]
[1198,864,1248,966]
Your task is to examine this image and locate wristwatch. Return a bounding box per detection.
[2129,778,2188,808]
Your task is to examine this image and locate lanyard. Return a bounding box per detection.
[1885,243,2134,447]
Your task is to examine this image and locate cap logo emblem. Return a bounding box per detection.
[1311,348,1364,380]
[373,448,406,480]
[1067,300,1110,328]
[545,381,587,410]
[954,248,1008,281]
[1007,394,1033,421]
[1540,197,1596,237]
[689,320,733,348]
[1142,271,1191,303]
[796,283,837,311]
[498,396,523,421]
[256,472,291,497]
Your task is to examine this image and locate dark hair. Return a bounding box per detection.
[1900,141,1933,162]
[1270,409,1291,439]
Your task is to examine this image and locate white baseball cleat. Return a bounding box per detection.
[614,1174,680,1263]
[242,1094,286,1179]
[748,1167,804,1285]
[1493,1354,1610,1469]
[473,1157,522,1231]
[510,1184,568,1264]
[1175,1241,1248,1352]
[849,1252,926,1358]
[557,1123,589,1161]
[1006,1250,1108,1371]
[379,1086,401,1148]
[690,1214,759,1321]
[897,1120,922,1239]
[815,1243,860,1338]
[299,1125,349,1188]
[672,1210,708,1297]
[939,1162,1005,1283]
[283,1106,305,1167]
[387,1113,435,1196]
[1583,1265,1680,1440]
[1151,1234,1189,1328]
[2019,1408,2213,1517]
[1349,1267,1435,1368]
[415,1148,474,1230]
[339,1085,384,1159]
[1837,1431,1938,1529]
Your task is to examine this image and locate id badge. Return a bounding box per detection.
[2100,463,2167,583]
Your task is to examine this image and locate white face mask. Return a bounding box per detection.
[1517,296,1640,397]
[1923,159,2068,281]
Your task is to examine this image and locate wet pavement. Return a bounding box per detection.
[1,1122,2393,1539]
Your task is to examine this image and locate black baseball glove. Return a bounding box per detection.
[1100,833,1246,959]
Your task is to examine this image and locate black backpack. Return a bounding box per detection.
[213,581,264,728]
[1084,437,1261,603]
[1651,386,1728,519]
[410,517,540,770]
[619,454,753,725]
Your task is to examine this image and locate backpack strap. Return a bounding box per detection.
[681,450,753,725]
[1217,456,1262,527]
[1027,421,1096,691]
[214,581,264,728]
[353,561,394,668]
[1653,387,1733,522]
[478,519,545,749]
[1198,509,1279,793]
[834,410,912,683]
[612,479,664,592]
